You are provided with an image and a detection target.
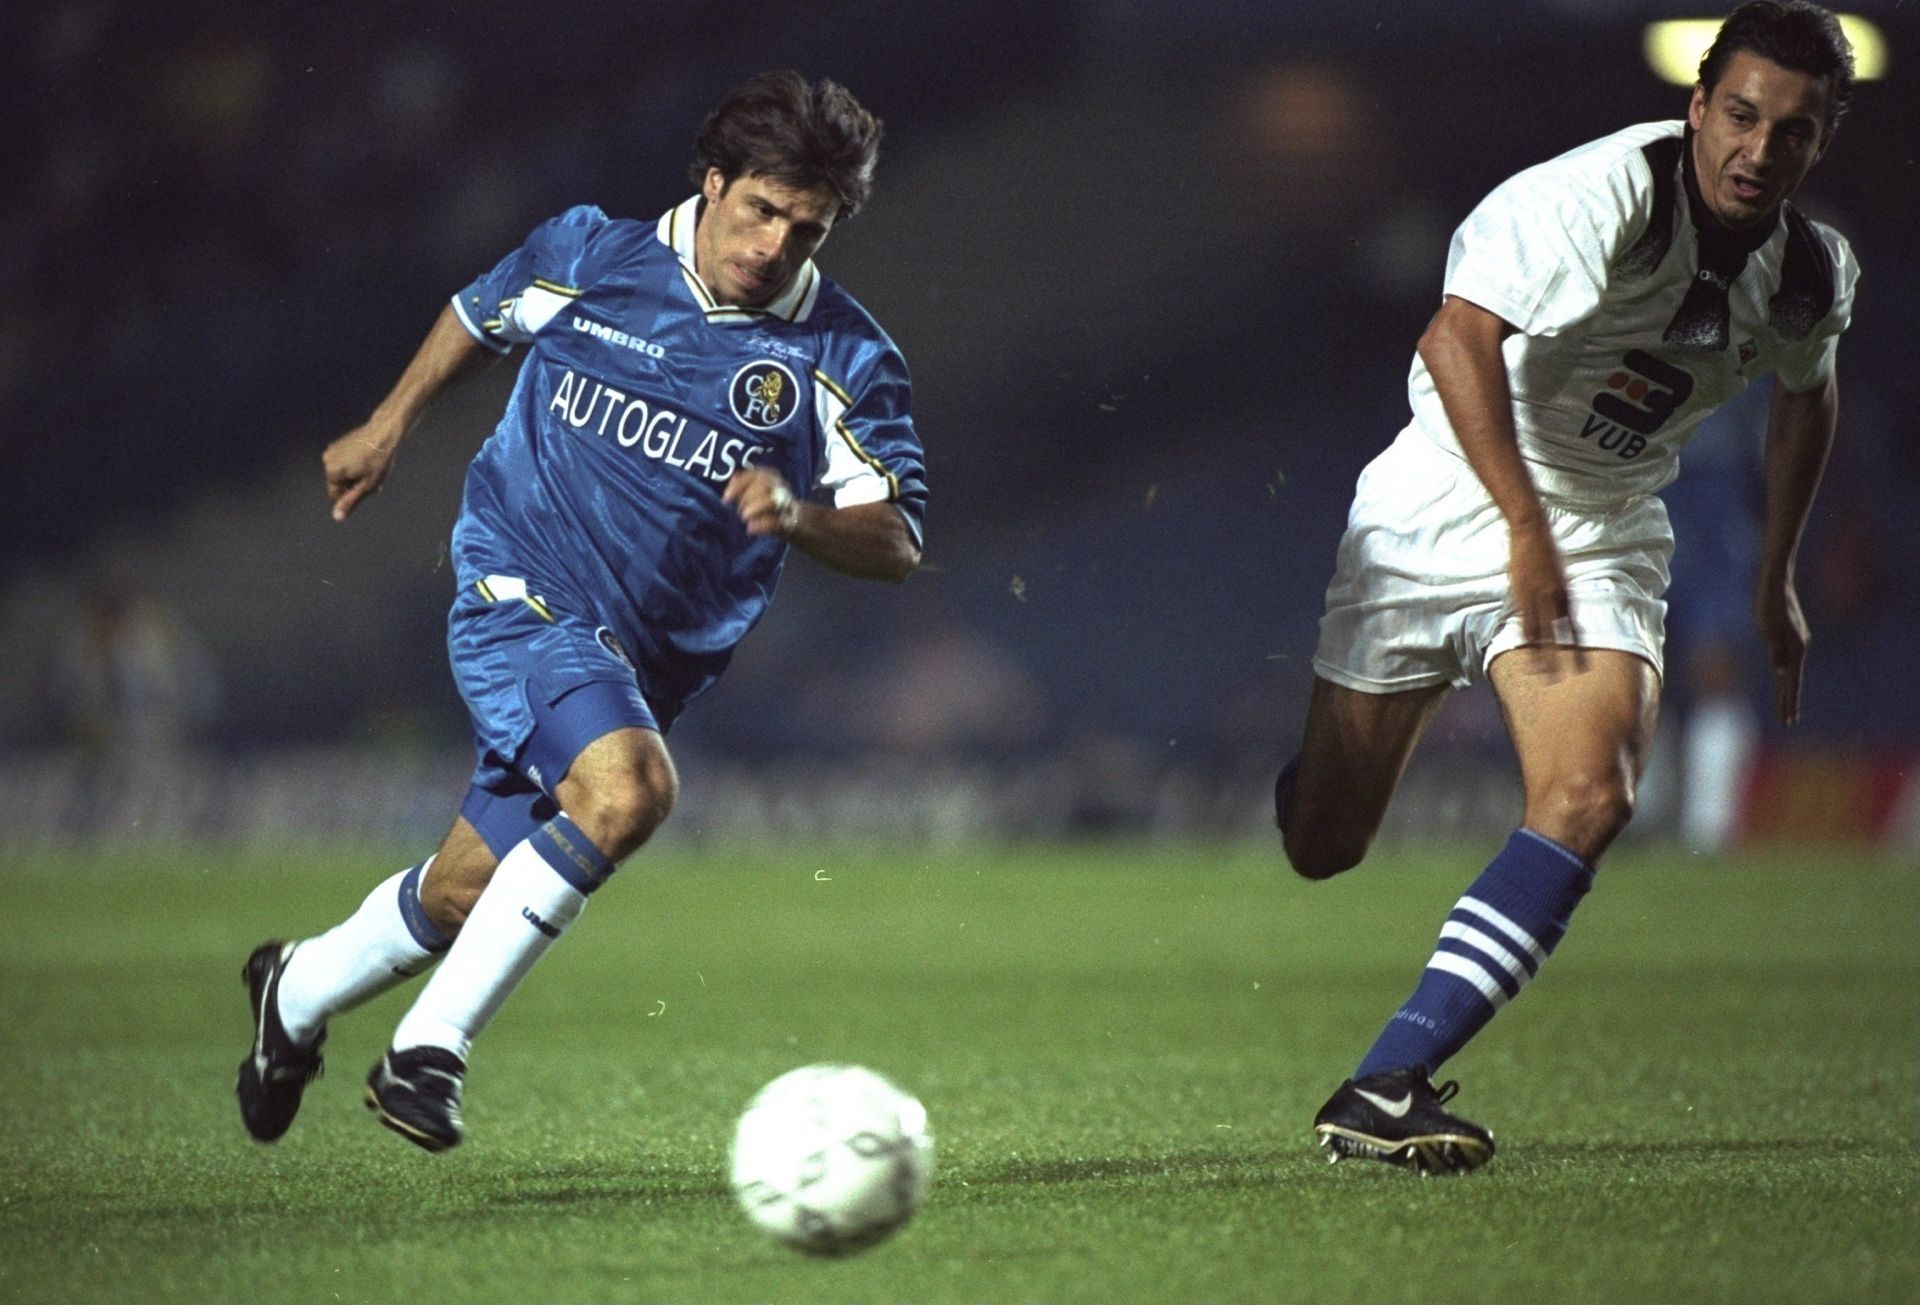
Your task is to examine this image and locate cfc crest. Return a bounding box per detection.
[729,360,800,431]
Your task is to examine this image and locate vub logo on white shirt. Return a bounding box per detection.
[1580,350,1695,460]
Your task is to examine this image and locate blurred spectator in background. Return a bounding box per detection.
[55,579,221,764]
[802,594,1048,761]
[50,578,222,840]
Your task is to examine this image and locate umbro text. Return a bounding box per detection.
[572,315,665,358]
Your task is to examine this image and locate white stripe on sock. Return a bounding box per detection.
[1453,896,1548,964]
[1439,920,1533,984]
[1428,952,1512,1008]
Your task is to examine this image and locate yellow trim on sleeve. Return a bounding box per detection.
[813,370,898,500]
[812,369,855,407]
[475,579,497,602]
[833,420,900,501]
[531,277,581,297]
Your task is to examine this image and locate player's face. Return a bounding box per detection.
[1687,50,1832,230]
[694,169,840,308]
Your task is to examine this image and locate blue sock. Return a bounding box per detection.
[1353,829,1596,1080]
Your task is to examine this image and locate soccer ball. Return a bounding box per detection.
[729,1063,933,1256]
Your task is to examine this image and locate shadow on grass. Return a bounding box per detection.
[45,1166,733,1233]
[961,1136,1894,1193]
[966,1147,1303,1191]
[1517,1136,1880,1165]
[472,1165,731,1210]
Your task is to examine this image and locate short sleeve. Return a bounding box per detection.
[1772,227,1858,394]
[1443,151,1648,337]
[450,205,611,353]
[812,345,927,549]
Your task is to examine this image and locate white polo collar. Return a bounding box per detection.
[657,195,820,324]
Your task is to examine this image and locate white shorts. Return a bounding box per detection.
[1312,431,1672,693]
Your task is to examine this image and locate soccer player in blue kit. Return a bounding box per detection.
[236,72,925,1152]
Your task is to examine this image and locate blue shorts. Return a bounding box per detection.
[446,577,658,857]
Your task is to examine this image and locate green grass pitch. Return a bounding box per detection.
[2,840,1915,1304]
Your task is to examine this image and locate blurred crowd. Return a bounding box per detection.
[4,2,1915,845]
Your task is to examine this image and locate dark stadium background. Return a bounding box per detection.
[2,0,1913,846]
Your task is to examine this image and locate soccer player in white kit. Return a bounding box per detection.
[1280,2,1859,1172]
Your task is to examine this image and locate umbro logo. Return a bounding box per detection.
[571,315,666,359]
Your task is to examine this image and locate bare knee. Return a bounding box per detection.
[1279,678,1447,883]
[1529,772,1635,861]
[566,765,678,862]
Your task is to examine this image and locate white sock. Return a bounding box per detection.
[388,830,600,1061]
[278,860,449,1045]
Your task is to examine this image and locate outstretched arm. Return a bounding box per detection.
[724,467,921,583]
[1418,295,1580,667]
[323,305,495,521]
[1754,372,1839,725]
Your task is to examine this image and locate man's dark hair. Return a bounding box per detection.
[1698,1,1855,129]
[690,71,883,219]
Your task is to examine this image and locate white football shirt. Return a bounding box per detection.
[1403,120,1857,507]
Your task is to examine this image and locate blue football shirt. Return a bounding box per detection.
[446,198,927,723]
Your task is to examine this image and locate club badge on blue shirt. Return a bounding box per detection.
[730,360,800,430]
